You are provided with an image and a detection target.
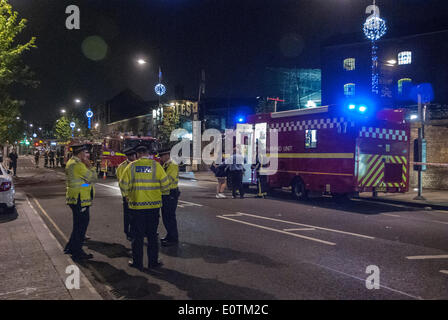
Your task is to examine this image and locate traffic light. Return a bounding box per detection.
[34,142,39,147]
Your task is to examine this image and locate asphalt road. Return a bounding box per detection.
[15,156,448,300]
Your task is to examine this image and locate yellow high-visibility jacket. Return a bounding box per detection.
[119,157,170,210]
[65,156,97,207]
[162,160,179,195]
[116,159,131,196]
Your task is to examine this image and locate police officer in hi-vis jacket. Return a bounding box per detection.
[64,144,97,261]
[119,145,170,270]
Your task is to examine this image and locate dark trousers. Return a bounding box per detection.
[230,170,244,197]
[130,209,160,267]
[9,162,17,175]
[257,173,268,196]
[50,158,55,167]
[65,203,90,256]
[122,197,132,237]
[161,189,179,242]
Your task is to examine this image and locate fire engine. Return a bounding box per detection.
[241,104,410,199]
[100,135,159,177]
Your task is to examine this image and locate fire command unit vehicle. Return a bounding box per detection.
[239,104,410,199]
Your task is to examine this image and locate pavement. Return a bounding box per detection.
[181,170,448,210]
[0,157,101,300]
[5,156,448,300]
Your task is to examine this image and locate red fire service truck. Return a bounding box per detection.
[100,135,159,177]
[244,104,410,199]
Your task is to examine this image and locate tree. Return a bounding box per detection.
[157,106,180,147]
[54,116,72,142]
[0,0,37,144]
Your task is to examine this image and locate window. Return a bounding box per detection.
[344,83,355,96]
[398,51,412,65]
[305,129,317,149]
[398,78,412,95]
[343,58,356,71]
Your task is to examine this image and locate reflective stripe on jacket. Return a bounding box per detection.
[162,160,179,195]
[119,157,170,210]
[65,156,97,207]
[116,159,130,196]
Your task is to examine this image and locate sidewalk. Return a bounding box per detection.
[361,189,448,211]
[179,170,216,182]
[0,187,102,299]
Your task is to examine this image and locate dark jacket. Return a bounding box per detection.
[211,163,227,178]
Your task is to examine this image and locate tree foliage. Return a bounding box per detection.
[0,0,37,144]
[157,106,180,147]
[54,116,72,142]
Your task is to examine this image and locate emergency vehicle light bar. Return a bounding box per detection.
[271,106,329,119]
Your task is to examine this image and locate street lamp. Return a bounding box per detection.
[74,98,81,104]
[137,58,147,65]
[61,109,66,114]
[29,123,33,128]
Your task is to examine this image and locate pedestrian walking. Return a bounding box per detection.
[227,147,245,199]
[8,149,18,177]
[120,145,170,270]
[211,159,227,198]
[34,150,40,168]
[49,150,55,168]
[63,144,97,261]
[116,147,137,241]
[159,148,180,247]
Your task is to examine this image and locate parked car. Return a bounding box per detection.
[0,163,15,213]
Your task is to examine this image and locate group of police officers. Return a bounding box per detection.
[64,142,179,271]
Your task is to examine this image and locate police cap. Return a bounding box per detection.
[71,144,89,154]
[158,148,171,156]
[135,145,149,153]
[123,146,136,156]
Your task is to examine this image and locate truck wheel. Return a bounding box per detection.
[292,179,308,200]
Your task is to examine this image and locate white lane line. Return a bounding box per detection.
[433,220,448,225]
[96,183,120,191]
[178,200,203,207]
[440,270,448,275]
[283,228,316,231]
[217,215,336,246]
[222,213,244,217]
[177,205,185,208]
[383,213,401,217]
[406,255,448,260]
[236,212,375,240]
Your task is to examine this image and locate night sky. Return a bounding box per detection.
[9,0,448,123]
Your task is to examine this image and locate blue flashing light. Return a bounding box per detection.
[348,104,356,110]
[238,118,244,123]
[358,105,367,113]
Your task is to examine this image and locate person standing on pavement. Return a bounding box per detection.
[44,150,49,168]
[34,149,40,168]
[64,144,97,261]
[8,149,18,177]
[211,159,227,198]
[159,148,180,247]
[116,147,137,241]
[227,147,245,199]
[49,150,55,168]
[120,145,170,270]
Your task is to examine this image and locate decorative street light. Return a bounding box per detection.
[86,108,94,129]
[363,0,387,95]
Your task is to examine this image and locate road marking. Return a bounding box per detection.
[236,212,375,240]
[222,213,244,217]
[217,215,336,246]
[96,183,120,191]
[27,196,69,242]
[406,255,448,260]
[433,220,448,225]
[440,270,448,275]
[283,228,316,231]
[178,200,203,207]
[383,213,401,217]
